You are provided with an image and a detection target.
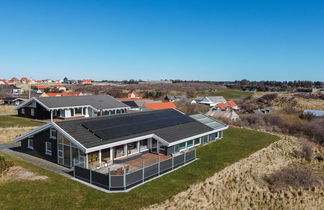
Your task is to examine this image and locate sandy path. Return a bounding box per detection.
[146,135,324,210]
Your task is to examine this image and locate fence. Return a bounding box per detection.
[74,149,196,191]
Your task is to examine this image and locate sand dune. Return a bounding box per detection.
[147,135,324,210]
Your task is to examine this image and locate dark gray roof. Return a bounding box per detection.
[121,100,139,109]
[55,109,213,148]
[35,95,129,110]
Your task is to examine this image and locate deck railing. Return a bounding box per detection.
[73,149,196,191]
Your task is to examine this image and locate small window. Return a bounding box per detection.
[30,108,35,116]
[194,138,200,145]
[21,108,25,115]
[50,128,57,139]
[45,142,52,155]
[27,139,34,150]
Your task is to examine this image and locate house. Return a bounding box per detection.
[0,79,7,85]
[81,79,92,85]
[52,85,67,92]
[12,86,24,95]
[144,102,177,110]
[3,97,25,105]
[216,102,229,111]
[20,77,28,84]
[303,110,324,117]
[14,109,228,170]
[127,91,140,99]
[40,92,83,97]
[16,95,130,120]
[33,85,46,93]
[191,96,227,107]
[165,95,187,102]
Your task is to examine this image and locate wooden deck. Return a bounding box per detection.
[95,153,171,174]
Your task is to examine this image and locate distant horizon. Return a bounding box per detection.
[1,76,323,83]
[1,1,323,81]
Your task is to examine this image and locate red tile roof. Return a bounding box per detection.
[217,102,229,110]
[35,85,46,89]
[144,102,176,110]
[227,100,238,107]
[46,92,82,97]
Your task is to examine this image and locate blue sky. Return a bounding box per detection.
[0,0,323,81]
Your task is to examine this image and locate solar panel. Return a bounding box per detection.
[81,109,195,141]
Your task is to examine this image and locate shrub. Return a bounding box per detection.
[302,143,314,161]
[264,166,322,192]
[0,155,14,175]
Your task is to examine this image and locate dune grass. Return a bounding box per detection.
[0,127,279,210]
[0,116,43,128]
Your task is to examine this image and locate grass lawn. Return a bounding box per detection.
[0,116,44,128]
[197,89,253,100]
[0,127,279,210]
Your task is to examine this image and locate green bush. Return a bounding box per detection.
[0,155,14,175]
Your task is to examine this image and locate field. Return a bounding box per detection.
[0,127,278,210]
[149,134,324,209]
[0,116,43,128]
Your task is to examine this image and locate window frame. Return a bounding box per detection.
[50,127,57,139]
[45,142,52,156]
[21,108,25,115]
[27,138,34,150]
[30,108,35,116]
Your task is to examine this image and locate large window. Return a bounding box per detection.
[127,142,138,155]
[57,134,83,168]
[179,142,186,150]
[50,128,57,139]
[30,108,35,116]
[45,142,52,155]
[187,140,194,148]
[209,133,217,141]
[140,139,148,151]
[114,145,125,158]
[27,138,33,149]
[202,136,208,144]
[21,108,25,115]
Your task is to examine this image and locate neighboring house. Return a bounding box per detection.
[52,85,67,92]
[216,102,229,111]
[206,109,240,121]
[127,91,140,99]
[3,97,25,105]
[303,110,324,117]
[165,95,187,102]
[81,79,92,84]
[16,95,130,120]
[0,79,7,85]
[33,85,46,93]
[144,102,177,110]
[40,92,83,97]
[20,77,28,84]
[14,109,228,169]
[192,96,226,107]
